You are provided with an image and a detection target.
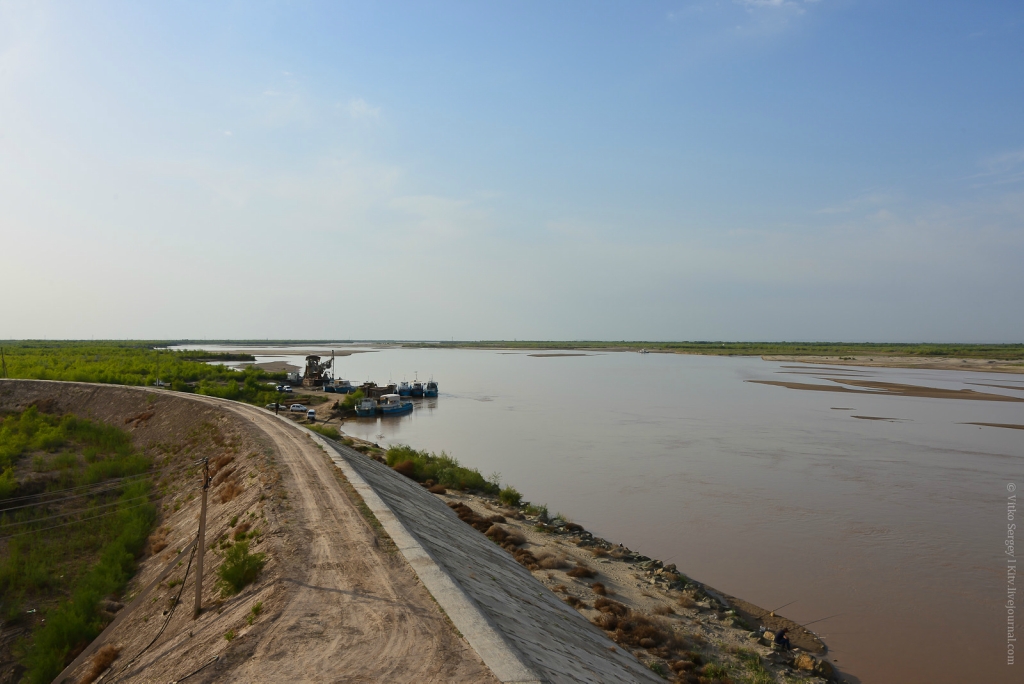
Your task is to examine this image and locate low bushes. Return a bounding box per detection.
[498,485,522,507]
[216,540,266,596]
[308,425,341,440]
[385,445,496,493]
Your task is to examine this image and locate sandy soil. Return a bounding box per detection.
[748,378,1024,402]
[0,381,493,684]
[763,355,1024,374]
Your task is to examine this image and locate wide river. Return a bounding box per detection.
[175,345,1023,683]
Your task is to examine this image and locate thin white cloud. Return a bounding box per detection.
[348,97,381,121]
[971,148,1024,187]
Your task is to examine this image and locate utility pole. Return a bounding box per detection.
[194,458,211,618]
[1,347,7,378]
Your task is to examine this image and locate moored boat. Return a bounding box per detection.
[398,381,412,396]
[379,393,413,415]
[424,379,438,397]
[334,379,354,394]
[411,381,424,397]
[354,397,378,417]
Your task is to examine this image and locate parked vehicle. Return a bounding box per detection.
[289,404,306,412]
[424,379,438,398]
[379,394,413,415]
[307,409,316,421]
[354,397,378,417]
[283,385,293,393]
[265,402,286,410]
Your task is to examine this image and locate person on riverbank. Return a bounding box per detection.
[774,628,791,650]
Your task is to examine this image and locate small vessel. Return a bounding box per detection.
[334,379,354,394]
[411,381,424,397]
[379,394,413,415]
[354,397,378,417]
[398,381,412,397]
[424,379,438,398]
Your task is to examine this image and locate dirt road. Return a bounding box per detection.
[168,396,496,683]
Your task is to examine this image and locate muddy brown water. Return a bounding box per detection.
[175,345,1024,683]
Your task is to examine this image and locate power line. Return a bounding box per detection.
[0,459,198,506]
[0,494,154,528]
[0,500,156,540]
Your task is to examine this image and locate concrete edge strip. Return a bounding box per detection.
[267,412,544,684]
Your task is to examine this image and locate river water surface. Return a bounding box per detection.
[176,345,1024,683]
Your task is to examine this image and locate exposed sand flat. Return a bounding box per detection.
[964,422,1024,431]
[764,355,1024,374]
[528,353,594,357]
[748,378,1024,402]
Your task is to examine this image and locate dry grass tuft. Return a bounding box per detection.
[427,484,447,494]
[678,595,696,609]
[213,453,235,470]
[393,460,417,479]
[563,595,588,609]
[654,604,675,616]
[219,479,242,503]
[79,644,120,684]
[149,527,169,554]
[487,514,507,523]
[567,564,596,578]
[212,465,237,487]
[233,522,251,540]
[536,552,570,570]
[591,582,607,595]
[589,547,609,557]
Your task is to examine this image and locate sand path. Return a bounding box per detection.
[183,396,496,683]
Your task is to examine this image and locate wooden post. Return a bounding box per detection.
[1,347,7,378]
[194,458,210,618]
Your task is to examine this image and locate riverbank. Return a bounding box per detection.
[334,431,842,683]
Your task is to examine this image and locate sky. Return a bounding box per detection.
[1,0,1022,342]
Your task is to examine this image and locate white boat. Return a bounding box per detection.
[379,393,413,415]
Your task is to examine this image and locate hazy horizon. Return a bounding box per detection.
[2,1,1022,342]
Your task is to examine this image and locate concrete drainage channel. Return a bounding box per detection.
[280,415,662,684]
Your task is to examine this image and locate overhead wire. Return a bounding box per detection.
[0,494,155,528]
[0,500,157,540]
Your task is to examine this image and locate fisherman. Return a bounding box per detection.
[774,627,791,650]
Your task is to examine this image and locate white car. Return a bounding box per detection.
[306,409,316,421]
[283,385,293,393]
[289,404,307,413]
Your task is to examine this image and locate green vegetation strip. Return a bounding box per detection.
[0,408,157,684]
[0,341,288,408]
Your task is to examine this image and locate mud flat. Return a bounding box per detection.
[762,355,1024,374]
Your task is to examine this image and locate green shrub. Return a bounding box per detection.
[308,424,341,440]
[0,467,16,498]
[339,389,364,411]
[499,486,522,507]
[524,503,548,518]
[216,541,267,597]
[384,445,496,493]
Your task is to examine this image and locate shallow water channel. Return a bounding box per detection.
[176,345,1024,683]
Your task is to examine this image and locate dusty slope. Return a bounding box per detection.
[0,381,493,684]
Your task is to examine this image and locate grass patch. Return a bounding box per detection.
[0,409,158,683]
[308,424,341,440]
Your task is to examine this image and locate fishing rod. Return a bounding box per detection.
[802,613,842,628]
[758,599,796,617]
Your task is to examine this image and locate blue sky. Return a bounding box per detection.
[1,1,1022,341]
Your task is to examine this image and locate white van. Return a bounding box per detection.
[306,409,316,422]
